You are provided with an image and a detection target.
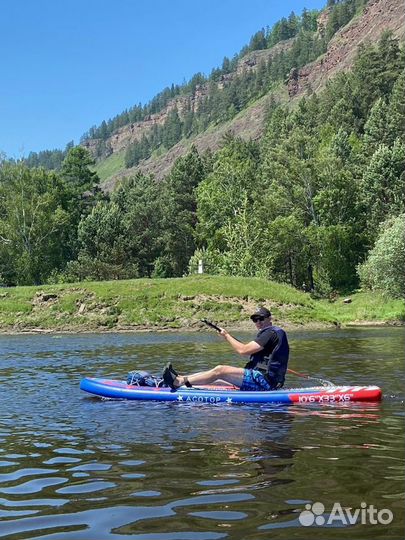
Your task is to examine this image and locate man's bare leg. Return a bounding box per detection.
[173,365,245,388]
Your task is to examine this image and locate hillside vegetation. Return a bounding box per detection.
[90,0,404,187]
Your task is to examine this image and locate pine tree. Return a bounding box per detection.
[249,29,267,51]
[254,60,267,96]
[386,72,405,145]
[163,108,182,148]
[361,140,405,239]
[159,146,206,276]
[99,120,109,140]
[363,97,389,150]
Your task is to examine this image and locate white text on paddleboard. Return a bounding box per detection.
[298,394,352,403]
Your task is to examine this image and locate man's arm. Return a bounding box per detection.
[220,329,263,356]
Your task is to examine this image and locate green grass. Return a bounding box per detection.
[0,276,403,332]
[93,151,125,182]
[0,287,35,315]
[321,291,405,324]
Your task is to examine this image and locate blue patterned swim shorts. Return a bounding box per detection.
[240,369,273,391]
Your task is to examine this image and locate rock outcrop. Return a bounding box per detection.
[287,0,405,98]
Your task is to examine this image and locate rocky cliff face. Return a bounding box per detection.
[86,0,405,190]
[287,0,405,98]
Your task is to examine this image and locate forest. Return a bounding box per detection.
[0,29,404,299]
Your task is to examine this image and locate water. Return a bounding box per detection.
[0,328,403,540]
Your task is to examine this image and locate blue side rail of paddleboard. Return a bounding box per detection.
[81,377,327,404]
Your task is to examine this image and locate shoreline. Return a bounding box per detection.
[1,319,403,336]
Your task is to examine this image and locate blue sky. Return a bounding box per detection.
[1,0,325,158]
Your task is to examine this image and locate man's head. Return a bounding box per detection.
[250,307,272,326]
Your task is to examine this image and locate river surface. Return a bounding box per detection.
[0,328,404,540]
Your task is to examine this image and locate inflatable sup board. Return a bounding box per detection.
[80,377,382,404]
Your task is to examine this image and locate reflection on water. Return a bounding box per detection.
[0,328,404,539]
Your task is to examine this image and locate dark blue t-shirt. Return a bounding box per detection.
[251,327,278,365]
[246,325,290,386]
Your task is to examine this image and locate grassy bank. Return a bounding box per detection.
[0,275,403,333]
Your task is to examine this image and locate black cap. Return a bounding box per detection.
[250,307,271,320]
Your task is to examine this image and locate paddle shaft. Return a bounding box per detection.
[201,319,221,332]
[286,367,334,386]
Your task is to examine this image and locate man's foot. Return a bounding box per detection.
[168,363,178,377]
[162,363,179,390]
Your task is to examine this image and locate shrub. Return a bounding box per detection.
[358,213,405,298]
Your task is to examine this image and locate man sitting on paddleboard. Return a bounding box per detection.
[162,307,289,391]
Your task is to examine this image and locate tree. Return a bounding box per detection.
[260,127,321,226]
[114,174,164,276]
[301,8,318,32]
[196,137,260,250]
[222,56,231,73]
[182,99,194,137]
[265,215,311,286]
[363,98,389,149]
[99,120,109,140]
[162,108,182,148]
[352,33,402,126]
[358,213,405,297]
[66,201,137,281]
[287,11,299,37]
[0,163,70,284]
[361,139,405,239]
[158,146,207,276]
[315,129,361,226]
[60,146,103,261]
[218,195,267,277]
[70,173,164,280]
[61,146,99,192]
[249,29,267,51]
[254,60,268,96]
[308,224,363,291]
[386,71,405,145]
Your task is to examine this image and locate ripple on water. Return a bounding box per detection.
[0,509,40,518]
[0,467,58,482]
[0,460,16,467]
[43,456,81,465]
[56,481,116,494]
[197,480,240,486]
[130,490,161,497]
[0,476,68,495]
[189,510,248,520]
[67,463,112,472]
[0,496,69,507]
[52,447,95,455]
[118,459,145,466]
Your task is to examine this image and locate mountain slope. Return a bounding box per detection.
[85,0,404,191]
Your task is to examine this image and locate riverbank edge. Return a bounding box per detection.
[1,319,403,336]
